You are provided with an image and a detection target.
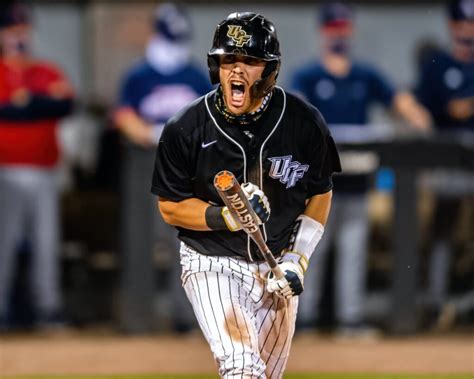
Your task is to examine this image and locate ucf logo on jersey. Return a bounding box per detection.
[268,155,309,189]
[227,25,251,47]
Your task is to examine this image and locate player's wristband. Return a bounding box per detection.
[283,214,324,270]
[205,206,226,230]
[205,205,240,232]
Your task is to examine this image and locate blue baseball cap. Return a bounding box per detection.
[319,2,353,27]
[448,0,474,21]
[153,3,192,43]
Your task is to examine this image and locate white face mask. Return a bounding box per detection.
[145,35,191,75]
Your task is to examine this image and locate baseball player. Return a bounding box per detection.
[414,0,473,326]
[114,3,211,332]
[416,0,473,130]
[290,2,432,336]
[151,12,341,378]
[0,2,74,330]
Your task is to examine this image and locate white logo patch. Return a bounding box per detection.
[444,67,463,90]
[139,84,199,122]
[315,79,335,100]
[268,155,309,188]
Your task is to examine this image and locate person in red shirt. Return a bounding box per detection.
[0,2,74,330]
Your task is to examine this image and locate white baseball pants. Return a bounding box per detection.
[180,242,298,379]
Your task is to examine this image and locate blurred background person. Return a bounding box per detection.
[114,3,211,148]
[290,1,432,336]
[0,1,74,331]
[113,3,211,333]
[416,0,473,130]
[415,0,473,328]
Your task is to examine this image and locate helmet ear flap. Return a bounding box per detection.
[262,60,280,81]
[207,55,220,85]
[251,60,280,98]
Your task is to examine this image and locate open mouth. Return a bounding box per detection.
[230,81,246,104]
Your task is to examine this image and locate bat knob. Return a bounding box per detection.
[214,170,235,191]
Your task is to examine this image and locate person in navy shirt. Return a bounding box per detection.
[415,0,474,328]
[291,2,432,335]
[0,2,74,331]
[115,4,211,147]
[416,1,473,130]
[114,3,212,333]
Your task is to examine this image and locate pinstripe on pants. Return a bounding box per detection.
[180,243,298,379]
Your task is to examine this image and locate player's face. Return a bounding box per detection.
[321,24,353,56]
[219,54,266,115]
[0,24,31,60]
[450,21,474,62]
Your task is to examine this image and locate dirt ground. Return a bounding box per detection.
[0,330,472,376]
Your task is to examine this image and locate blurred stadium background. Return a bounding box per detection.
[0,0,472,377]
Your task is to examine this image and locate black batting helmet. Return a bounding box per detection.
[208,12,281,98]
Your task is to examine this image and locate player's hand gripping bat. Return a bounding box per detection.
[214,170,285,280]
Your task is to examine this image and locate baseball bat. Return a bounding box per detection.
[213,170,285,280]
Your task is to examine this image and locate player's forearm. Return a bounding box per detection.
[303,190,332,226]
[0,97,73,121]
[279,191,332,275]
[158,197,212,231]
[393,91,433,131]
[114,107,155,146]
[447,96,474,120]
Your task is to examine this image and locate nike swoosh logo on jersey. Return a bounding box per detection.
[201,140,217,148]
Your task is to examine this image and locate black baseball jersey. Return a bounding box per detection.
[151,87,341,261]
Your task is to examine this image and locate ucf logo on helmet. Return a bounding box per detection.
[268,155,309,189]
[227,25,251,47]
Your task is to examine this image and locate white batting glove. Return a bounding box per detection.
[222,182,271,232]
[266,253,306,299]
